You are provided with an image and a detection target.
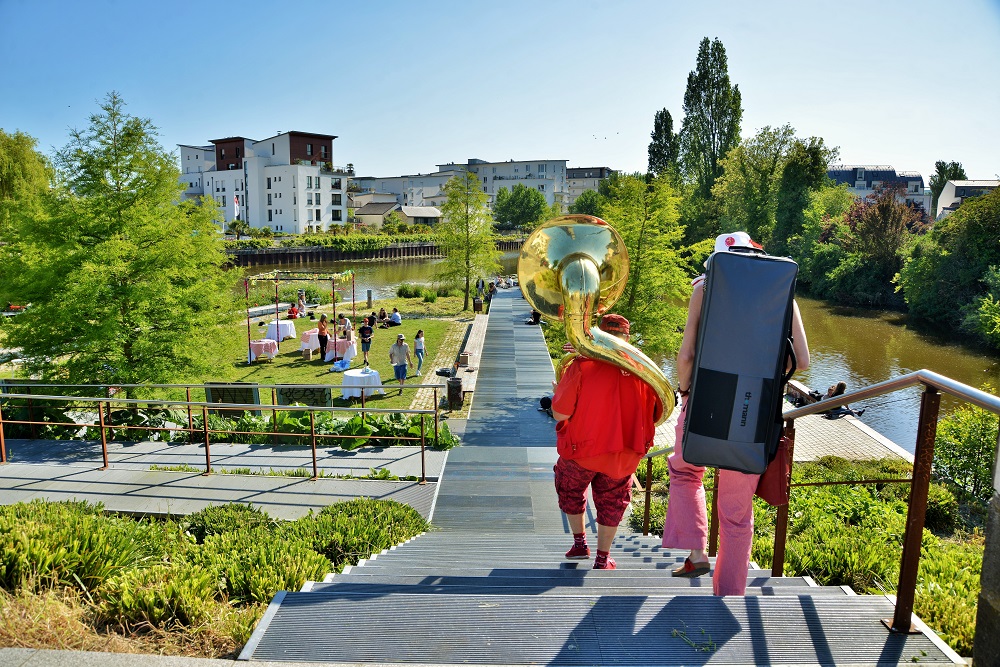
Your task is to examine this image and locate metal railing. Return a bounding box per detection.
[640,369,998,635]
[0,381,447,483]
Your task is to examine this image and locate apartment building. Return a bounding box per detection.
[567,166,614,207]
[354,158,569,210]
[178,131,349,234]
[936,180,1000,219]
[827,165,932,216]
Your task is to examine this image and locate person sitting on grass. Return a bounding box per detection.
[389,333,412,395]
[388,307,402,327]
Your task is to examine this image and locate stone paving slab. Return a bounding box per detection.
[2,440,447,480]
[0,464,439,520]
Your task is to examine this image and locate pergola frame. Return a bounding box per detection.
[244,270,356,364]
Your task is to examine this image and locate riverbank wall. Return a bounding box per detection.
[228,238,524,268]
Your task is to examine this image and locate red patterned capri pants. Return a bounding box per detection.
[554,457,633,527]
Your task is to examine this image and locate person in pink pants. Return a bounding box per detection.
[662,232,810,596]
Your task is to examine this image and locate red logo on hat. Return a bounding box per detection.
[725,236,736,247]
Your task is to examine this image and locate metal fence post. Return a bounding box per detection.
[643,457,653,535]
[419,416,426,485]
[0,399,7,464]
[709,469,720,557]
[888,385,940,633]
[772,420,796,577]
[202,405,212,475]
[97,400,109,470]
[186,387,194,442]
[310,411,318,480]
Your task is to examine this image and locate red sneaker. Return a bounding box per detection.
[593,557,616,570]
[565,544,590,560]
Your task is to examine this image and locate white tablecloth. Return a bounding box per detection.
[299,328,321,351]
[249,338,278,361]
[265,320,297,342]
[325,338,357,363]
[340,368,384,399]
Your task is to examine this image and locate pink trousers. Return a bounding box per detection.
[661,403,759,596]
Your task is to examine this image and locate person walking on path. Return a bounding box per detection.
[550,314,658,570]
[414,329,426,376]
[389,333,412,395]
[662,231,810,595]
[358,318,374,367]
[316,314,330,361]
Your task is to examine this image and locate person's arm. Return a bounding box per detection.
[406,346,412,365]
[676,284,704,397]
[550,363,581,422]
[790,300,810,371]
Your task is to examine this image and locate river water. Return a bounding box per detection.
[246,255,1000,452]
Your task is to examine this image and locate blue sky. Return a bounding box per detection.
[2,0,998,181]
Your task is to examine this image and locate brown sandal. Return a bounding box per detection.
[672,558,710,578]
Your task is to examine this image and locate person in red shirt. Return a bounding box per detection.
[551,314,659,570]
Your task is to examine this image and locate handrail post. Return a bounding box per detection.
[433,388,439,448]
[419,415,427,485]
[772,420,796,577]
[186,387,194,442]
[643,457,653,535]
[888,384,940,633]
[310,411,318,480]
[97,400,109,470]
[26,386,37,439]
[271,388,278,446]
[709,469,720,557]
[202,405,212,475]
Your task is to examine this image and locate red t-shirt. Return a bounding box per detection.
[551,358,658,478]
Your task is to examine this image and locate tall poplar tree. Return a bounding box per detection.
[647,108,680,178]
[0,92,232,390]
[436,171,501,310]
[679,37,743,200]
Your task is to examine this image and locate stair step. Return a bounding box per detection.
[318,572,815,589]
[241,592,955,664]
[342,564,777,578]
[306,579,846,596]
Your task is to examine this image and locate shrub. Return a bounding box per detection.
[99,563,220,629]
[192,528,330,604]
[934,395,998,502]
[925,483,960,533]
[914,536,983,657]
[421,289,437,303]
[185,504,276,544]
[396,283,422,298]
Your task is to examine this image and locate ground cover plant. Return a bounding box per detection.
[0,499,428,658]
[629,455,982,656]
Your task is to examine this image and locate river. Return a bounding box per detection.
[246,254,1000,452]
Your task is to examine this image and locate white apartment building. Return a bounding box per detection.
[353,158,569,210]
[178,131,349,234]
[936,180,1000,219]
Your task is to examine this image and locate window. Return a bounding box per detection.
[271,143,275,155]
[267,194,272,205]
[306,143,313,156]
[268,209,273,222]
[308,209,314,221]
[267,177,271,190]
[221,183,225,191]
[332,178,341,189]
[320,145,328,158]
[307,176,312,188]
[307,193,313,205]
[539,164,546,173]
[221,148,225,158]
[222,195,226,207]
[538,184,545,191]
[236,147,240,158]
[315,209,321,221]
[332,194,342,205]
[857,168,865,179]
[492,167,496,174]
[332,210,342,221]
[315,193,321,205]
[316,177,321,189]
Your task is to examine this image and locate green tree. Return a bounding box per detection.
[929,160,967,216]
[225,218,250,240]
[436,171,501,310]
[0,92,233,391]
[827,185,917,306]
[679,37,743,200]
[898,188,1000,331]
[598,173,690,354]
[492,183,547,231]
[647,108,680,178]
[786,182,853,296]
[712,124,795,245]
[771,137,837,256]
[569,189,602,217]
[934,390,998,502]
[0,129,51,236]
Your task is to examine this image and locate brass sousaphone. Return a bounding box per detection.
[518,215,675,425]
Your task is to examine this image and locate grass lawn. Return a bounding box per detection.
[195,294,475,410]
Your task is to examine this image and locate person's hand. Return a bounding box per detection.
[551,380,558,392]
